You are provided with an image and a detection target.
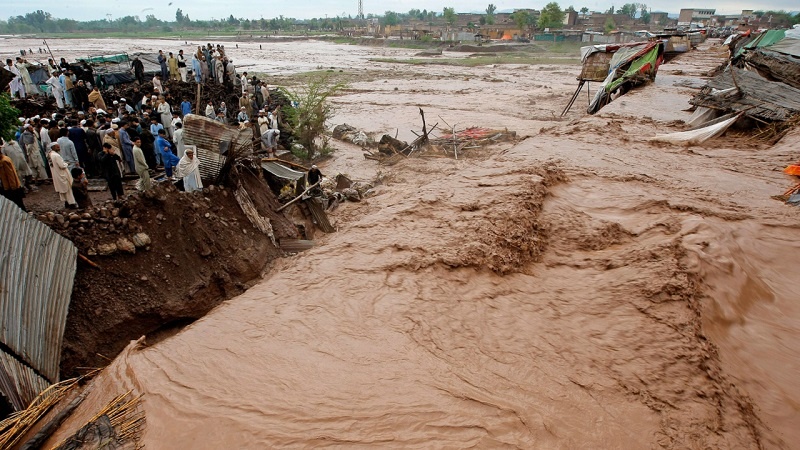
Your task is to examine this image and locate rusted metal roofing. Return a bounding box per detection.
[0,352,50,410]
[182,114,253,182]
[0,196,77,409]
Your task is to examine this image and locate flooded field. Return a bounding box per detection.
[2,37,798,448]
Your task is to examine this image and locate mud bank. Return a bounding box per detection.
[38,170,297,379]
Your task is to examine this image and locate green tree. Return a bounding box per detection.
[22,10,51,32]
[486,4,497,25]
[0,94,21,142]
[511,10,531,32]
[443,7,457,27]
[605,17,616,32]
[538,2,565,29]
[280,75,346,159]
[175,8,184,23]
[580,6,589,15]
[640,6,651,24]
[382,11,399,26]
[606,6,615,14]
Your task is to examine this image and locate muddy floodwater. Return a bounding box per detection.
[2,38,799,448]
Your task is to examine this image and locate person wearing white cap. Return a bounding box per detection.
[47,143,78,209]
[261,128,280,157]
[156,97,173,139]
[236,107,249,124]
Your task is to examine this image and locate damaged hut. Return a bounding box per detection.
[562,41,665,115]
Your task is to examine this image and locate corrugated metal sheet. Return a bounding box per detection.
[304,198,336,233]
[0,195,77,401]
[261,161,305,181]
[183,114,253,182]
[0,351,50,410]
[279,239,315,252]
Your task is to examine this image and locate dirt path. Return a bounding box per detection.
[7,39,796,448]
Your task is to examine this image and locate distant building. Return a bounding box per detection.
[678,8,716,26]
[650,12,670,25]
[564,10,579,26]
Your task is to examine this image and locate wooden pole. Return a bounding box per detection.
[195,83,202,115]
[277,180,321,212]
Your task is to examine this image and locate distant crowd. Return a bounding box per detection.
[2,42,287,213]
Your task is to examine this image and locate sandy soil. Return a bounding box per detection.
[2,38,799,448]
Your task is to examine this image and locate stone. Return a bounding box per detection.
[204,212,211,218]
[121,218,128,227]
[116,237,136,254]
[69,213,80,221]
[156,213,164,221]
[81,212,92,220]
[77,227,85,233]
[99,207,110,218]
[208,185,216,192]
[111,208,120,217]
[87,248,97,256]
[45,212,55,222]
[342,188,361,202]
[131,233,152,248]
[55,214,65,224]
[140,275,148,281]
[97,242,117,256]
[113,217,122,226]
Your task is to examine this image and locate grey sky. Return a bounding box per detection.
[4,0,798,22]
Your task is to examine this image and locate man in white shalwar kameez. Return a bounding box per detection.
[174,147,202,192]
[15,57,36,96]
[48,143,77,208]
[46,74,64,109]
[4,59,25,99]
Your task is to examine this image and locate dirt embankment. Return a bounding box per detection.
[36,170,297,379]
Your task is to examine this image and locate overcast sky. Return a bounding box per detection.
[4,0,798,22]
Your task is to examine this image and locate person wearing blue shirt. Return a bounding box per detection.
[149,118,164,166]
[180,98,192,117]
[155,129,179,177]
[118,121,135,173]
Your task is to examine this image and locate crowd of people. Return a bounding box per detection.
[2,42,289,213]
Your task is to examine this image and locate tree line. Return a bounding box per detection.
[3,5,797,35]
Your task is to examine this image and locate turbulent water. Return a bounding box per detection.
[2,38,798,448]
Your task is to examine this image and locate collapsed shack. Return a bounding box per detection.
[653,29,800,145]
[562,41,665,116]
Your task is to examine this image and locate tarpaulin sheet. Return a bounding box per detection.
[86,54,129,64]
[99,72,135,85]
[262,161,305,181]
[735,30,786,56]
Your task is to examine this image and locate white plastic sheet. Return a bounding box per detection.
[650,113,741,145]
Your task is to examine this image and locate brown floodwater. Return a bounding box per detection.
[2,37,798,448]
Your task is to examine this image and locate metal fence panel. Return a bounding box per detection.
[0,196,76,393]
